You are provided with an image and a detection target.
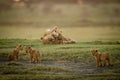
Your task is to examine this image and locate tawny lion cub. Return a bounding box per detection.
[90,50,112,67]
[8,44,23,61]
[25,46,41,63]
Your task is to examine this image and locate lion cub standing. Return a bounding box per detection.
[25,46,41,63]
[8,44,23,61]
[90,50,112,67]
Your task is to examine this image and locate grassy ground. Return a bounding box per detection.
[0,39,120,80]
[0,26,120,41]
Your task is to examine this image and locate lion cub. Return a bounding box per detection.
[25,46,41,63]
[90,50,112,67]
[8,44,23,61]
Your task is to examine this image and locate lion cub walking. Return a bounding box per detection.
[25,46,41,63]
[90,50,112,67]
[8,44,23,61]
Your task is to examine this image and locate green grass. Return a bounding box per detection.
[0,74,120,80]
[28,65,72,73]
[0,27,120,42]
[0,39,120,62]
[0,75,82,80]
[0,39,120,80]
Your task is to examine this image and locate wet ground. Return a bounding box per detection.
[0,57,117,75]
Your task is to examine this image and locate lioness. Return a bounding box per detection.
[8,44,23,61]
[25,46,41,63]
[90,50,112,67]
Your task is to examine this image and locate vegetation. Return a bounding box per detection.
[0,39,120,80]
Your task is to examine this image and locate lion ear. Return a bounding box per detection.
[96,50,98,52]
[27,46,30,49]
[28,46,31,49]
[17,44,21,47]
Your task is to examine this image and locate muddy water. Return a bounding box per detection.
[0,57,115,75]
